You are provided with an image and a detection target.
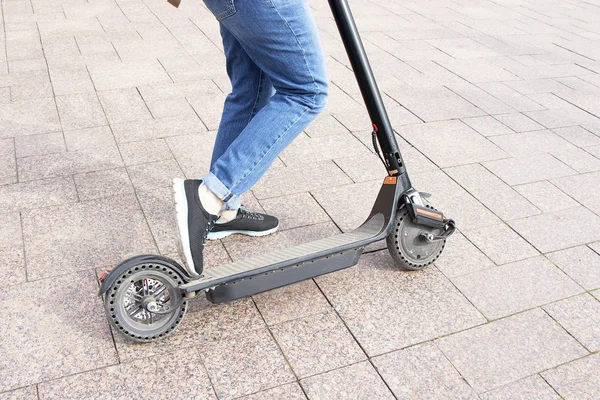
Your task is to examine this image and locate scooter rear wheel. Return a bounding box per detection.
[103,261,187,342]
[386,207,446,271]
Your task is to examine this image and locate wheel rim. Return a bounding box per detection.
[396,209,445,267]
[121,275,175,330]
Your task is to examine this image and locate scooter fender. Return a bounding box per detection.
[98,254,189,296]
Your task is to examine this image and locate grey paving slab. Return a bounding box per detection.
[548,246,600,291]
[551,147,600,174]
[0,246,25,287]
[0,98,61,137]
[317,251,485,356]
[445,163,540,221]
[552,171,600,215]
[0,271,118,393]
[462,115,514,137]
[17,145,123,182]
[462,223,539,265]
[0,138,16,185]
[483,154,577,186]
[119,138,173,166]
[145,97,197,119]
[279,133,371,166]
[48,66,95,96]
[38,348,216,400]
[112,115,206,143]
[87,60,172,91]
[480,375,561,400]
[435,232,495,278]
[411,169,501,230]
[513,181,580,213]
[55,93,107,130]
[97,88,152,124]
[396,120,507,168]
[552,126,600,147]
[14,132,66,158]
[238,383,306,400]
[271,311,366,378]
[304,114,349,138]
[165,132,216,177]
[438,58,519,83]
[446,81,515,115]
[492,113,545,132]
[427,37,500,58]
[22,194,156,280]
[199,326,295,400]
[0,177,77,213]
[478,83,546,113]
[137,80,222,102]
[490,130,577,158]
[436,309,587,393]
[509,207,600,253]
[63,126,116,151]
[253,279,331,326]
[542,353,600,400]
[259,192,330,231]
[73,167,134,201]
[300,361,394,400]
[252,160,352,199]
[543,293,600,352]
[0,386,38,400]
[452,256,582,319]
[373,342,478,400]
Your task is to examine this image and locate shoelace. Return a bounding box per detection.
[202,220,216,245]
[239,209,264,221]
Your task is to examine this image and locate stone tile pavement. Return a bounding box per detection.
[1,0,600,398]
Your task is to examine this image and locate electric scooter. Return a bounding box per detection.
[99,0,456,342]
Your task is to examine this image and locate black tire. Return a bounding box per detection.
[103,261,187,343]
[386,207,446,271]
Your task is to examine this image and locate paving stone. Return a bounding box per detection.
[279,133,371,166]
[435,232,495,278]
[427,37,500,58]
[272,310,365,378]
[509,207,600,253]
[317,251,485,355]
[252,161,352,199]
[373,342,478,400]
[112,115,206,143]
[88,60,172,91]
[113,296,262,363]
[462,115,514,137]
[97,88,152,124]
[74,167,134,201]
[0,246,25,287]
[513,181,580,213]
[14,132,66,158]
[63,126,116,151]
[55,93,107,130]
[483,154,577,186]
[463,223,539,265]
[259,192,330,231]
[503,78,570,95]
[165,132,216,177]
[145,97,197,119]
[49,66,95,96]
[411,169,501,230]
[0,138,16,185]
[199,326,294,400]
[0,386,38,400]
[0,98,61,137]
[300,361,394,400]
[552,126,600,147]
[396,120,507,168]
[22,194,156,280]
[446,81,515,115]
[311,180,382,232]
[490,130,577,158]
[493,113,545,132]
[137,80,222,102]
[253,279,331,325]
[543,293,600,352]
[542,353,600,399]
[478,83,546,113]
[479,375,561,400]
[18,145,123,181]
[119,138,173,166]
[553,171,600,215]
[436,308,587,393]
[547,246,600,291]
[452,256,582,319]
[446,164,540,221]
[0,271,118,392]
[551,146,600,174]
[0,177,77,213]
[38,348,216,400]
[304,114,349,138]
[238,383,306,400]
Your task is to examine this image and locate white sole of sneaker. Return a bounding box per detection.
[207,225,279,240]
[172,178,199,277]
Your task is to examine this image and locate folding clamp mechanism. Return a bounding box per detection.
[403,190,456,242]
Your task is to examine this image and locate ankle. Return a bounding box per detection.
[198,184,224,215]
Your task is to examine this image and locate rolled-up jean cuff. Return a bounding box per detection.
[202,172,241,211]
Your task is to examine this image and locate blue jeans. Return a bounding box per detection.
[201,0,329,210]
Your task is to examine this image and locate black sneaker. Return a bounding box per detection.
[207,209,279,240]
[172,178,218,277]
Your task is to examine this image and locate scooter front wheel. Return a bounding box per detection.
[386,207,446,271]
[103,260,188,342]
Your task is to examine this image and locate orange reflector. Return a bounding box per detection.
[384,176,397,184]
[416,208,443,220]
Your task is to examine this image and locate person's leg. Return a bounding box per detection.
[202,0,329,208]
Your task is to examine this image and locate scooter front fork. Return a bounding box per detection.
[402,189,456,242]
